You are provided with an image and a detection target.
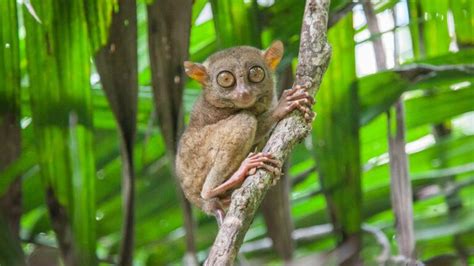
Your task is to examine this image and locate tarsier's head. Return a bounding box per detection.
[184,41,284,109]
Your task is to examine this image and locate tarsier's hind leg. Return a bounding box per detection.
[205,152,282,199]
[200,112,282,224]
[199,112,258,201]
[200,111,282,199]
[203,152,282,226]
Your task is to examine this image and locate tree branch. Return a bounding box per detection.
[241,223,333,254]
[328,1,357,29]
[204,0,332,264]
[290,165,317,186]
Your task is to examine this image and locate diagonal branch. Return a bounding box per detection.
[205,0,332,264]
[328,1,357,28]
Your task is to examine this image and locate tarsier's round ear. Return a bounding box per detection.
[262,40,284,71]
[184,61,208,85]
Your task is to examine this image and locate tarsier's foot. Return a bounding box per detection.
[243,152,282,177]
[274,85,315,123]
[208,152,282,199]
[244,152,283,186]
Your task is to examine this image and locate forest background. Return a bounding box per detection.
[0,0,473,265]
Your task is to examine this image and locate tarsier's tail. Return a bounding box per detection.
[202,198,226,226]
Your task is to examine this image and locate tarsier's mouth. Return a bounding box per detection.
[234,96,257,108]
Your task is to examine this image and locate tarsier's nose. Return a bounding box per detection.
[237,89,251,101]
[235,82,253,102]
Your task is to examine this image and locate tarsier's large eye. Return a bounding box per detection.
[216,71,235,88]
[248,66,265,83]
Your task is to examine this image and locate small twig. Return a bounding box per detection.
[22,0,42,23]
[362,224,391,264]
[396,64,474,82]
[290,165,317,186]
[21,238,116,264]
[328,1,358,28]
[389,255,424,266]
[241,223,333,254]
[416,175,474,200]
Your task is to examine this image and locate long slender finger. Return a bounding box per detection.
[294,102,310,114]
[286,91,310,102]
[295,98,315,111]
[262,157,282,167]
[249,152,274,160]
[295,97,313,107]
[259,152,273,158]
[286,101,300,112]
[245,162,264,170]
[287,99,310,112]
[248,156,276,164]
[293,85,308,92]
[248,152,263,159]
[293,103,314,122]
[285,86,300,97]
[259,164,281,175]
[304,112,314,123]
[248,157,281,167]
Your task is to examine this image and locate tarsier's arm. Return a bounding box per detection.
[255,85,315,144]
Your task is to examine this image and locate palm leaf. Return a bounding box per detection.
[23,0,97,264]
[0,0,24,264]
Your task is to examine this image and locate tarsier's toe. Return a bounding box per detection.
[303,106,316,123]
[246,152,282,178]
[284,85,315,124]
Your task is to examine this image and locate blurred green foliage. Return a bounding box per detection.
[0,0,473,265]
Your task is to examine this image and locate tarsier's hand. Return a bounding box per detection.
[273,85,315,123]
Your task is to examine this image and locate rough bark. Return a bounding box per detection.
[261,161,294,261]
[205,0,331,264]
[261,66,295,261]
[94,0,138,264]
[146,1,198,264]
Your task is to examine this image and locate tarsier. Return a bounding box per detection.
[176,41,314,224]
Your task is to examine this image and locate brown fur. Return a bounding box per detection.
[177,43,283,215]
